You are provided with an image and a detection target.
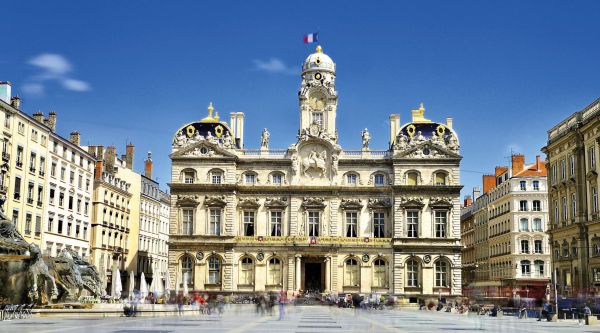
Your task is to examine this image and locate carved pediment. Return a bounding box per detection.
[204,195,227,207]
[177,195,201,207]
[398,196,425,208]
[302,197,326,209]
[171,140,236,159]
[265,197,288,208]
[340,198,363,210]
[238,197,260,209]
[429,196,454,208]
[368,198,391,209]
[394,143,460,159]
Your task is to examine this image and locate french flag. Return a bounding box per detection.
[303,32,318,44]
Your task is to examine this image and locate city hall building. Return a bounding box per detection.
[168,46,463,302]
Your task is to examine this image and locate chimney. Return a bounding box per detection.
[495,166,507,177]
[535,155,542,170]
[483,175,496,193]
[0,81,11,103]
[94,160,103,180]
[389,114,400,147]
[69,131,81,146]
[229,112,237,141]
[105,145,116,173]
[125,143,134,169]
[512,154,525,175]
[464,195,472,207]
[235,112,245,149]
[96,145,104,160]
[472,186,481,200]
[446,117,453,129]
[144,152,153,179]
[32,112,44,124]
[47,111,57,132]
[10,96,21,109]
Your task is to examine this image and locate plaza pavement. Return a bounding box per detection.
[0,304,596,333]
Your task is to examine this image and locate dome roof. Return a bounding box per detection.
[302,45,335,73]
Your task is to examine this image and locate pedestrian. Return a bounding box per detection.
[278,290,286,320]
[519,304,527,319]
[584,304,592,322]
[176,292,184,316]
[538,302,549,321]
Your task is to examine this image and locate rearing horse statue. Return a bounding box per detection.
[302,150,327,178]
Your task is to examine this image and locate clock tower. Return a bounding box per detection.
[299,45,338,141]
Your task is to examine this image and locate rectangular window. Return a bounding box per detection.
[532,200,541,211]
[534,240,543,254]
[13,176,21,200]
[25,213,32,235]
[560,159,566,180]
[435,211,447,238]
[245,173,256,184]
[68,195,73,210]
[519,200,528,211]
[77,199,82,213]
[27,182,34,204]
[69,171,75,184]
[29,152,36,173]
[553,200,559,224]
[308,211,320,237]
[571,193,577,218]
[519,218,529,231]
[272,173,282,185]
[373,212,385,238]
[12,209,18,225]
[533,180,539,191]
[590,146,596,170]
[86,178,90,191]
[51,162,57,177]
[211,173,222,184]
[592,187,598,214]
[345,211,358,237]
[78,175,83,189]
[39,157,45,176]
[182,209,193,235]
[374,174,385,186]
[533,218,542,231]
[520,240,529,253]
[407,211,419,238]
[35,216,41,237]
[16,146,23,167]
[4,114,10,128]
[47,216,54,232]
[243,211,255,236]
[569,155,575,176]
[59,192,64,207]
[520,181,526,191]
[209,209,221,236]
[562,197,567,221]
[312,112,323,127]
[60,167,66,181]
[37,185,43,207]
[270,211,282,236]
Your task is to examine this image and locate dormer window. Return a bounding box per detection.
[245,173,256,184]
[374,174,385,186]
[347,173,358,185]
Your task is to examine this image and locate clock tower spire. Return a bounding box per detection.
[298,45,338,140]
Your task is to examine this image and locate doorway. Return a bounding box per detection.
[304,262,322,292]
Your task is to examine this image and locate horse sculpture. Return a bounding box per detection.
[26,244,58,304]
[48,248,104,302]
[301,150,327,178]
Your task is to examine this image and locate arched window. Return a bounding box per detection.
[181,255,193,286]
[239,257,254,285]
[434,172,447,186]
[344,258,359,287]
[270,172,284,185]
[267,258,282,285]
[366,258,385,288]
[434,260,449,287]
[244,172,257,184]
[182,169,196,184]
[534,260,544,277]
[521,260,531,276]
[209,169,223,184]
[207,256,221,284]
[519,218,529,231]
[520,239,529,253]
[406,172,419,185]
[374,173,386,186]
[533,218,542,231]
[346,172,358,185]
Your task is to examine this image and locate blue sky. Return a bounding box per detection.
[2,1,600,197]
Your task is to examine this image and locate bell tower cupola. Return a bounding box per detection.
[298,45,338,140]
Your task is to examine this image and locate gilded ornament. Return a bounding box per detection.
[186,125,195,137]
[436,124,446,137]
[406,124,416,137]
[215,125,224,137]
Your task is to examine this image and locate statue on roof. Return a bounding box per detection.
[361,128,371,150]
[261,128,270,149]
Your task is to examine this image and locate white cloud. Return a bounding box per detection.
[29,54,72,75]
[253,58,296,75]
[23,53,91,95]
[62,78,90,92]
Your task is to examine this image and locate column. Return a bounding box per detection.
[295,254,302,291]
[325,256,331,292]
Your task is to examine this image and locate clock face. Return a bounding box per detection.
[314,72,322,80]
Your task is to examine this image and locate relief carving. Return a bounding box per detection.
[176,195,201,207]
[340,198,363,209]
[302,197,326,209]
[265,197,288,208]
[204,195,227,207]
[238,197,261,208]
[367,198,391,209]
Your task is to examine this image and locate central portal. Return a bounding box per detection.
[303,259,324,292]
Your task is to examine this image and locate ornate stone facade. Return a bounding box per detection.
[168,46,462,303]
